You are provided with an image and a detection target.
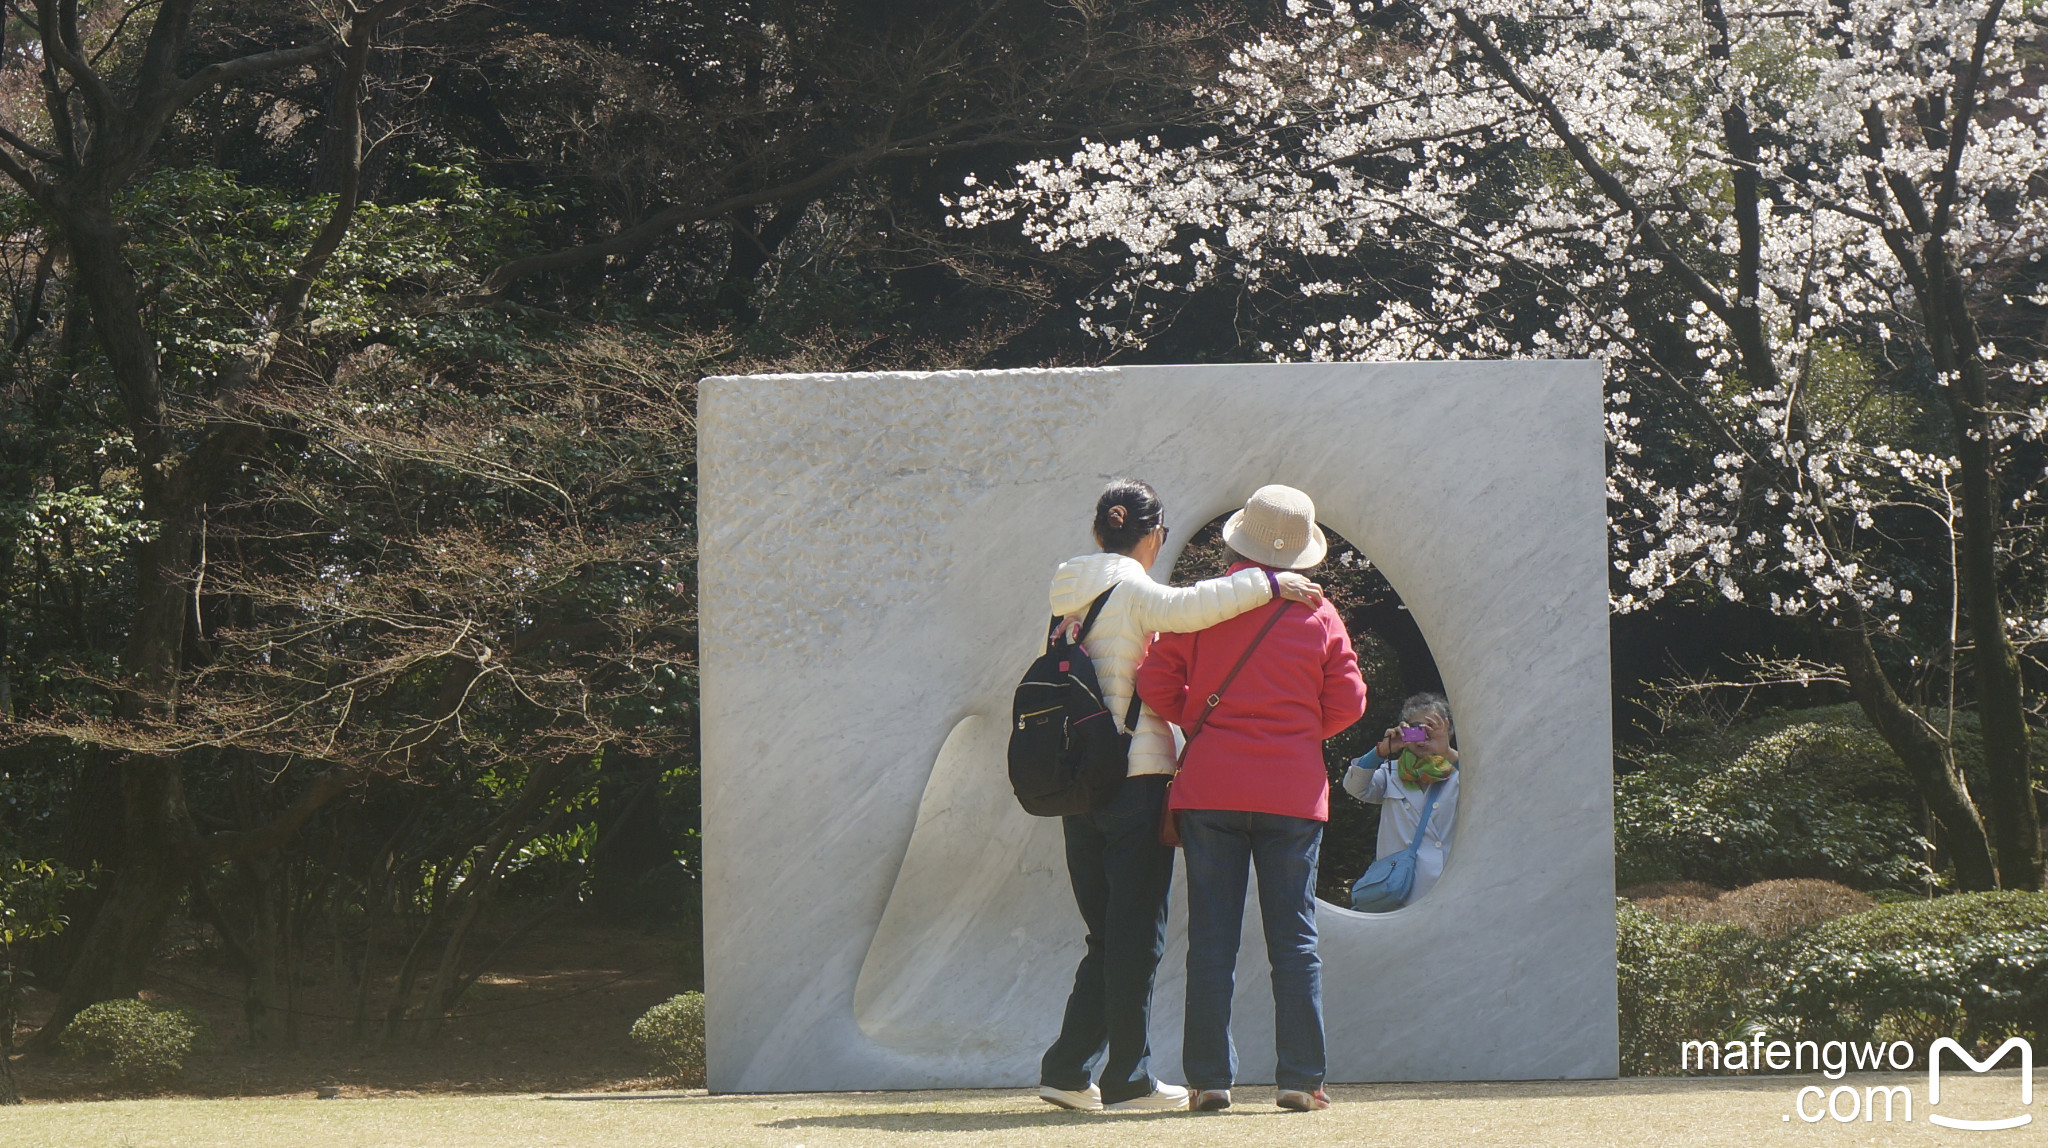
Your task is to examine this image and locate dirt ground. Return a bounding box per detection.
[7,920,694,1100]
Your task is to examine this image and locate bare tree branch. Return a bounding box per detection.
[30,0,116,123]
[474,123,1002,296]
[1929,0,2007,235]
[157,40,341,130]
[130,0,198,102]
[273,1,415,335]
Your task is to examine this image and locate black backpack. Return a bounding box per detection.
[1007,585,1144,817]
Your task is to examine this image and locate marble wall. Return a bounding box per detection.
[699,361,1616,1092]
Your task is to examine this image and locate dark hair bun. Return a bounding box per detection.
[1094,478,1163,553]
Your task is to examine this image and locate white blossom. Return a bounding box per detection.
[956,0,2048,631]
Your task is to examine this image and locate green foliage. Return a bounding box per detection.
[630,991,706,1086]
[1618,892,2048,1072]
[118,162,549,379]
[1616,704,1932,890]
[0,855,84,949]
[58,999,205,1083]
[0,488,152,581]
[1616,902,1768,1075]
[1771,928,2048,1047]
[1,853,89,1069]
[1784,890,2048,961]
[1767,893,2048,1046]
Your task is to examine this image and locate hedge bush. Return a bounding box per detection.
[58,999,203,1083]
[1772,928,2048,1047]
[1616,705,1933,891]
[1767,892,2048,1046]
[1616,903,1767,1075]
[1619,891,2048,1071]
[1784,890,2048,959]
[1631,879,1874,940]
[631,991,706,1086]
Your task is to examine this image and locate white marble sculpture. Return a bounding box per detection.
[699,361,1615,1092]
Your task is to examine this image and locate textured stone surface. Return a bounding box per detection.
[699,361,1615,1092]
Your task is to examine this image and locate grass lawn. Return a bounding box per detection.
[0,1072,2027,1148]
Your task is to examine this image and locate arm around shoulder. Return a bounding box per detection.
[1126,566,1273,635]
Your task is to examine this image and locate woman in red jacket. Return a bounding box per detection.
[1135,484,1368,1113]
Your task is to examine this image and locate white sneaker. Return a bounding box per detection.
[1105,1082,1190,1111]
[1039,1083,1102,1110]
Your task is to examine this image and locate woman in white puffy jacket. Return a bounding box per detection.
[1037,478,1321,1113]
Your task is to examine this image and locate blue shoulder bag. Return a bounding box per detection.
[1349,778,1445,913]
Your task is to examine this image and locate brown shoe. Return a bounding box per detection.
[1276,1088,1329,1111]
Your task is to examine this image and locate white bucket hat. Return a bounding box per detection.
[1221,484,1327,570]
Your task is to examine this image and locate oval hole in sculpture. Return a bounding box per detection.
[1167,513,1448,908]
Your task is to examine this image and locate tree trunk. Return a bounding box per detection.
[417,775,579,1041]
[1829,620,1999,890]
[33,756,196,1045]
[1924,248,2041,890]
[713,200,811,324]
[57,200,203,713]
[593,748,667,916]
[382,862,453,1044]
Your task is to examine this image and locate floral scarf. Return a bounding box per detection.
[1395,749,1455,789]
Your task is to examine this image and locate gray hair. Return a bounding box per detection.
[1399,691,1452,730]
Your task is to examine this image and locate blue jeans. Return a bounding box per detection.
[1178,808,1325,1093]
[1041,774,1175,1104]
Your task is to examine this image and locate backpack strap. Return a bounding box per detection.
[1080,584,1149,734]
[1076,584,1117,643]
[1045,583,1120,653]
[1048,583,1145,733]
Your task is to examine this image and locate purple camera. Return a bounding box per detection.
[1399,725,1429,743]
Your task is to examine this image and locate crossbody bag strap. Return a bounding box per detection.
[1404,780,1446,857]
[1174,599,1293,767]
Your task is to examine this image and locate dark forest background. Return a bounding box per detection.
[0,0,2040,1088]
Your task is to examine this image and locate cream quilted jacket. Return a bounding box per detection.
[1048,551,1275,777]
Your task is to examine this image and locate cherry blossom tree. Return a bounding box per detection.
[955,0,2048,888]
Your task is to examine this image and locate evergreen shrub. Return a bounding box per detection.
[1616,902,1766,1075]
[1772,928,2048,1047]
[631,991,706,1086]
[58,999,203,1083]
[1616,705,1934,890]
[1768,892,2048,1046]
[1784,890,2048,956]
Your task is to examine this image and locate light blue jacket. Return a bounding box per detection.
[1342,748,1460,901]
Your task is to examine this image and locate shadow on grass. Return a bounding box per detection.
[763,1109,1300,1132]
[1332,1076,1806,1102]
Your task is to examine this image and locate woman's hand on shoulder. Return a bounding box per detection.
[1276,571,1324,607]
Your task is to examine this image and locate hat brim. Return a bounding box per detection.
[1221,510,1328,571]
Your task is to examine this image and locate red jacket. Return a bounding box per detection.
[1136,560,1369,821]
